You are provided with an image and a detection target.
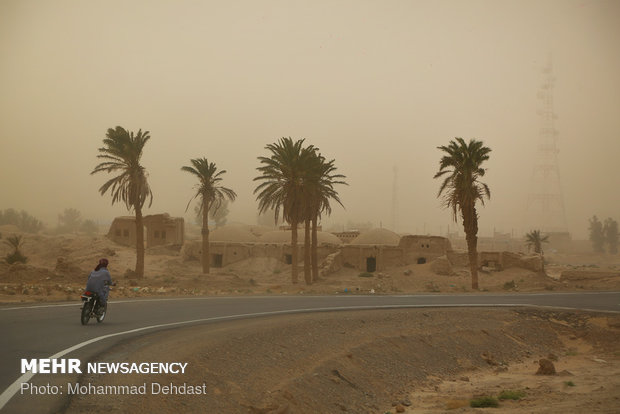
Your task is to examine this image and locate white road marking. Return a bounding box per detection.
[2,291,619,311]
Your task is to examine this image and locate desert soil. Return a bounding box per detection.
[63,308,620,413]
[2,232,620,413]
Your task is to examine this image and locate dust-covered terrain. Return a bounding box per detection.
[64,308,620,413]
[1,231,619,305]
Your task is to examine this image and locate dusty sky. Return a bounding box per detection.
[1,0,619,239]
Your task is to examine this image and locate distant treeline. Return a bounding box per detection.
[589,216,619,254]
[0,209,44,233]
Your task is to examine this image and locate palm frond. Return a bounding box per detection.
[92,126,153,211]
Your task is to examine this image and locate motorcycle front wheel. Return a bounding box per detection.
[81,301,92,325]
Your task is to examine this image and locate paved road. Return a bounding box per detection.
[1,292,619,412]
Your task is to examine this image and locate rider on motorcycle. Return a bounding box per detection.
[85,258,113,314]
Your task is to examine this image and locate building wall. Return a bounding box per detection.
[446,250,543,272]
[108,214,184,248]
[107,217,136,246]
[340,236,452,272]
[143,215,184,247]
[182,241,339,268]
[399,235,450,264]
[209,242,252,267]
[332,231,360,244]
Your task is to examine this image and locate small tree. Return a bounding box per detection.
[589,216,605,253]
[4,234,28,264]
[210,199,230,228]
[193,199,231,229]
[604,218,619,254]
[81,219,99,236]
[57,208,82,234]
[525,230,549,254]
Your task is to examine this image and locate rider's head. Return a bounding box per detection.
[94,258,109,271]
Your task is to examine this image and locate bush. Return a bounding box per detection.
[498,390,525,400]
[5,250,28,264]
[503,280,516,290]
[470,396,499,408]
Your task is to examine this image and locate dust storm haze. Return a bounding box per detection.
[1,0,619,239]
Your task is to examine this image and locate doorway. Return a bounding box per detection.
[212,254,223,268]
[366,257,376,272]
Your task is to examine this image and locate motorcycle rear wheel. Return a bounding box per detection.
[81,301,92,325]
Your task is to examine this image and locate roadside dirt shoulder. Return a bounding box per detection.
[65,308,620,413]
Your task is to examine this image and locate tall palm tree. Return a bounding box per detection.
[254,137,315,284]
[434,137,491,290]
[304,152,346,283]
[91,126,152,278]
[525,230,549,254]
[182,158,237,274]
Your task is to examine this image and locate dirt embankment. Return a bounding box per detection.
[65,308,620,414]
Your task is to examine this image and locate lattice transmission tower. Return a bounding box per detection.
[525,57,568,233]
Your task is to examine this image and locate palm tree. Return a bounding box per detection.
[4,234,27,264]
[182,158,237,274]
[304,152,346,282]
[254,137,316,284]
[91,126,152,278]
[525,230,549,254]
[434,137,491,290]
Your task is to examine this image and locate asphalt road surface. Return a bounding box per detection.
[1,292,619,413]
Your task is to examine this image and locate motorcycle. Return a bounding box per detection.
[80,281,115,325]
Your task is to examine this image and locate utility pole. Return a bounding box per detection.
[391,164,399,233]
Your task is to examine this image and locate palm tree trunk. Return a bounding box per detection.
[202,202,210,274]
[462,205,479,290]
[311,214,319,282]
[291,218,298,284]
[304,218,312,285]
[135,206,145,278]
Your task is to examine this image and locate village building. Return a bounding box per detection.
[173,223,543,276]
[181,224,343,268]
[340,228,451,272]
[107,214,184,247]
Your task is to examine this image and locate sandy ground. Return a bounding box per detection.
[1,233,619,304]
[2,232,620,413]
[62,308,620,413]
